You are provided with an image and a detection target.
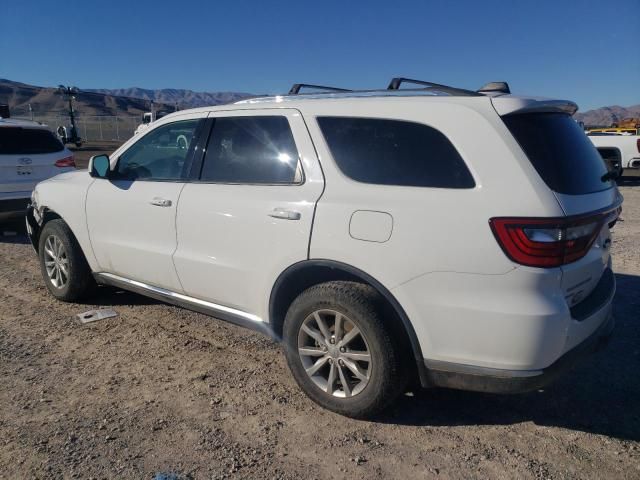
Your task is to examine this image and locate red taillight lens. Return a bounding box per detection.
[55,155,75,168]
[489,209,618,268]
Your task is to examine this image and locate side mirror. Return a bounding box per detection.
[89,154,111,178]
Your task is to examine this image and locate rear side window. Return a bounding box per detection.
[317,117,475,188]
[502,113,612,195]
[0,127,64,154]
[200,116,301,184]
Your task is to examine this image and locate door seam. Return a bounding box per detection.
[170,182,188,293]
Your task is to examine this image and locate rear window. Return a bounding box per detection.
[0,127,64,155]
[502,113,612,195]
[317,117,475,189]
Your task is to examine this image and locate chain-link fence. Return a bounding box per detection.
[11,113,141,143]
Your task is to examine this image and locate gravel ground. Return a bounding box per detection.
[0,179,638,479]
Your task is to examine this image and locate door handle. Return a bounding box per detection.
[149,197,172,207]
[269,208,301,220]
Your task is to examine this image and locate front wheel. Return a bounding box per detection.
[283,281,407,418]
[38,219,96,302]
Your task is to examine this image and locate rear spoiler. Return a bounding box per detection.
[491,97,578,116]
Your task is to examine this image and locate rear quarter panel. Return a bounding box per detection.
[302,97,568,367]
[304,97,563,288]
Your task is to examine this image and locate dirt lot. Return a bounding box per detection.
[0,177,639,479]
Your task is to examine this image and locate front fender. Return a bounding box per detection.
[29,172,99,271]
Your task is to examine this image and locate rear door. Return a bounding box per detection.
[173,108,324,320]
[0,126,70,195]
[501,112,621,306]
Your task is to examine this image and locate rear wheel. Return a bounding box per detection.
[38,219,95,302]
[283,281,407,418]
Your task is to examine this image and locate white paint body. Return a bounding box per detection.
[31,92,618,374]
[0,120,73,212]
[589,133,640,169]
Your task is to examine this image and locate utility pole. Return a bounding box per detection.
[28,104,33,121]
[57,85,82,146]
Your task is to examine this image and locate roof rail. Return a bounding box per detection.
[387,77,481,96]
[477,82,511,94]
[289,84,351,95]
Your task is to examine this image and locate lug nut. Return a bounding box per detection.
[338,359,344,366]
[328,358,333,364]
[330,337,335,344]
[339,347,345,353]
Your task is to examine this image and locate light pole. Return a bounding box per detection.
[57,85,82,146]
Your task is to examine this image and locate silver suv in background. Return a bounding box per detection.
[0,119,75,221]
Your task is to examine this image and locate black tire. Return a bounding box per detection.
[38,219,96,302]
[283,281,407,418]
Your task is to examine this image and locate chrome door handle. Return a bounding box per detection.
[269,208,301,220]
[150,197,172,207]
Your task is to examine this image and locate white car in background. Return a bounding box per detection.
[26,79,621,417]
[0,119,75,221]
[588,131,640,174]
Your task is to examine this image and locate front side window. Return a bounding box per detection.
[115,119,200,180]
[317,117,475,188]
[200,116,301,184]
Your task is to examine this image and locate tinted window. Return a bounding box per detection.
[0,127,64,154]
[317,117,474,188]
[200,116,301,184]
[116,119,199,180]
[503,113,612,195]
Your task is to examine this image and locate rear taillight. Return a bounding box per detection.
[55,155,75,168]
[636,138,640,153]
[490,208,619,268]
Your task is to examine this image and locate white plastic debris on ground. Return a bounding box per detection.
[76,309,118,324]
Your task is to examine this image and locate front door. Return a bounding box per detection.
[86,115,204,291]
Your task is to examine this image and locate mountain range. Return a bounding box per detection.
[574,104,640,127]
[86,87,252,109]
[0,78,637,127]
[0,79,251,118]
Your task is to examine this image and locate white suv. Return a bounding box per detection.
[1,119,75,221]
[26,79,621,417]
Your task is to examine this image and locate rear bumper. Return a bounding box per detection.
[423,301,615,394]
[0,198,30,220]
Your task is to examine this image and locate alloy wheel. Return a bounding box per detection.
[43,234,68,288]
[297,309,372,398]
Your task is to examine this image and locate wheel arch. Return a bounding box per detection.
[27,206,62,252]
[269,259,429,387]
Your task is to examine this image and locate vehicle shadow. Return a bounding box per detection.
[618,175,640,187]
[82,286,160,307]
[380,273,640,442]
[0,222,29,244]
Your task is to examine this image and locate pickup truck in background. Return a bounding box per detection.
[588,132,640,175]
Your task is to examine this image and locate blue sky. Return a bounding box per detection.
[1,0,639,111]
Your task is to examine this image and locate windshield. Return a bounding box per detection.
[503,113,612,195]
